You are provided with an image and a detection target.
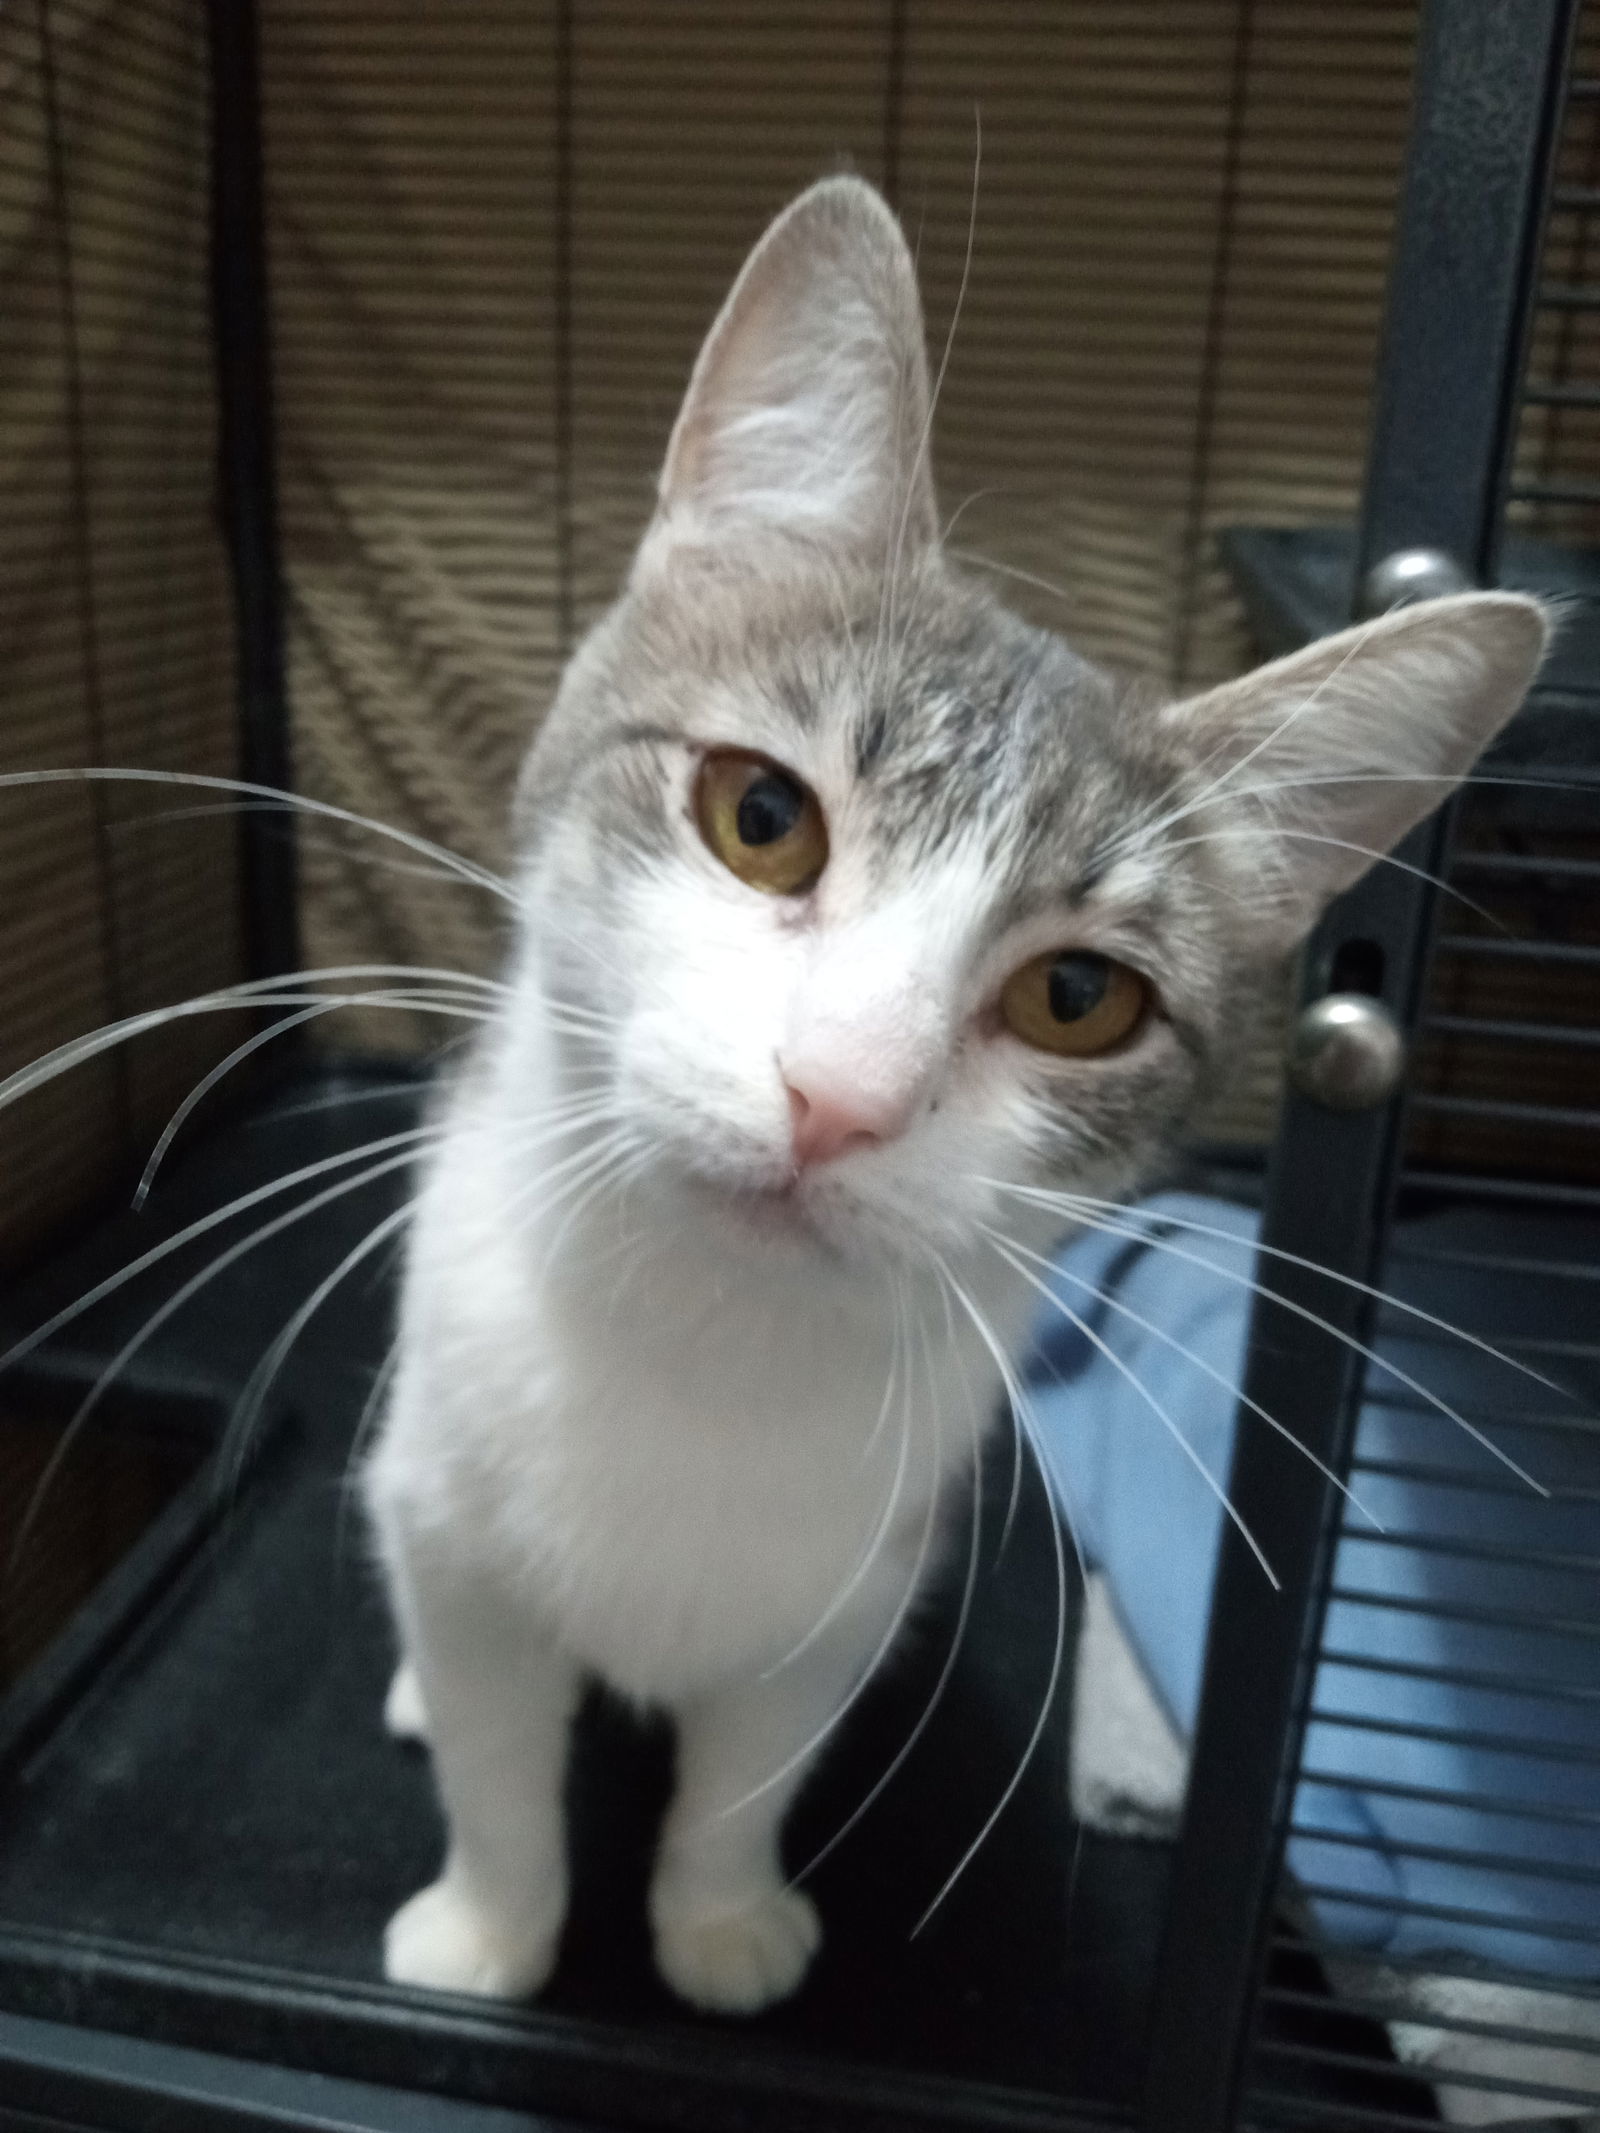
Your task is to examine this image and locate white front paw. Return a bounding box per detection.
[384,1875,560,1999]
[652,1881,821,2015]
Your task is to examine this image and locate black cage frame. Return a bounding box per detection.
[1148,3,1583,2126]
[0,1,1594,2129]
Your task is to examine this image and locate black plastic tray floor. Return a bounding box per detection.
[0,1070,1422,2132]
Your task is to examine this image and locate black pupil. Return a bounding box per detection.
[736,772,803,847]
[1047,952,1110,1023]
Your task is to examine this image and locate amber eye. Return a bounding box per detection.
[695,749,828,895]
[999,949,1150,1057]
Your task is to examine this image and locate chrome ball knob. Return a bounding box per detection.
[1358,546,1472,617]
[1289,993,1407,1112]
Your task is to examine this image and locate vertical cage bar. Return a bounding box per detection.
[33,0,134,1152]
[1169,0,1256,689]
[1139,4,1578,2128]
[553,0,575,669]
[207,0,297,984]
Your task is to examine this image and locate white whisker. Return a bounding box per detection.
[875,108,980,685]
[6,1143,428,1578]
[0,1126,440,1382]
[983,1226,1279,1588]
[136,999,366,1207]
[947,544,1073,610]
[911,1245,1072,1932]
[766,1270,909,1675]
[793,1282,987,1884]
[1005,1180,1569,1413]
[334,1338,405,1573]
[717,1291,946,1825]
[219,1202,415,1500]
[114,800,512,903]
[1105,611,1394,867]
[986,1220,1384,1530]
[1170,823,1501,927]
[528,1130,646,1275]
[0,768,513,904]
[1112,763,1595,891]
[256,1079,429,1124]
[0,966,501,1117]
[991,1183,1553,1494]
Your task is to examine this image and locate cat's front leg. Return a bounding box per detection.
[650,1627,877,2015]
[379,1535,580,2000]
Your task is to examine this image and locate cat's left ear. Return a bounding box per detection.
[634,175,937,578]
[1159,591,1551,953]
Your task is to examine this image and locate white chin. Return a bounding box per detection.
[659,1164,853,1257]
[695,1173,824,1243]
[640,1142,911,1263]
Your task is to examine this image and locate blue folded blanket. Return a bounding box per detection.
[1025,1192,1600,1979]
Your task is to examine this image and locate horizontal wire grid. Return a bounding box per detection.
[258,0,1417,1127]
[0,0,246,1271]
[0,0,249,1723]
[1245,16,1600,2122]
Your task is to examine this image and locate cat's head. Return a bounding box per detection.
[512,176,1547,1269]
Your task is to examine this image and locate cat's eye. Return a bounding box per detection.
[999,949,1150,1057]
[695,749,828,895]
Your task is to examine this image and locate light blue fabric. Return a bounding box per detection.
[1025,1192,1600,1977]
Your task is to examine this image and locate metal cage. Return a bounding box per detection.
[0,2,1595,2130]
[1156,4,1600,2125]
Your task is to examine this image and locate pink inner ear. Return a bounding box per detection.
[642,176,938,567]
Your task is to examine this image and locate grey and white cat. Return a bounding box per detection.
[365,175,1546,2015]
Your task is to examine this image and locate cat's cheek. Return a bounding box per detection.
[924,1044,1054,1181]
[615,1005,793,1183]
[1026,1045,1201,1195]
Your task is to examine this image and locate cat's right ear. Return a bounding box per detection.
[1157,591,1550,954]
[633,176,937,580]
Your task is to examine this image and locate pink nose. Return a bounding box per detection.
[786,1084,901,1168]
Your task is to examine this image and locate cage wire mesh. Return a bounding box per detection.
[2,1,1599,2126]
[0,0,1425,1921]
[1241,12,1600,2126]
[0,2,1441,1222]
[0,0,246,1277]
[256,0,1421,1145]
[0,0,248,1669]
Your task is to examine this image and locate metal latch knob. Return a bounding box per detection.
[1289,994,1407,1112]
[1358,546,1471,617]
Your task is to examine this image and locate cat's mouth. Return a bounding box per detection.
[722,1175,817,1238]
[683,1166,838,1249]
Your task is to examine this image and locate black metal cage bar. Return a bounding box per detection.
[1,2,1598,2129]
[1143,4,1584,2127]
[206,0,297,986]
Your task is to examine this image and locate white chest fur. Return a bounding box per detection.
[368,1085,1003,1707]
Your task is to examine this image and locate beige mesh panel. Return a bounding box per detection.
[1176,7,1421,688]
[0,0,243,1270]
[260,2,1418,1135]
[261,2,563,1051]
[1414,8,1600,1188]
[259,4,1422,1128]
[7,0,1580,1239]
[1167,4,1421,1134]
[566,4,894,631]
[1510,8,1600,533]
